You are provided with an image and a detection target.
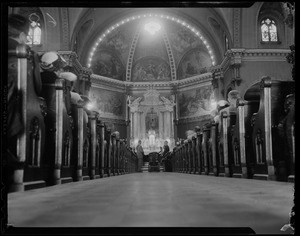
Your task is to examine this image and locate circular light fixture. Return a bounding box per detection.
[144,22,161,35]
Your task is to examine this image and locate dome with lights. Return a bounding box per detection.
[86,12,217,81]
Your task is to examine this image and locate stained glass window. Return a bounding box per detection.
[27,13,42,45]
[261,18,278,42]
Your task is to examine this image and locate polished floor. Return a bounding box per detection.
[7,172,294,234]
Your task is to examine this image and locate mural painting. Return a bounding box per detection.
[89,88,125,118]
[135,27,169,62]
[166,22,202,65]
[91,50,125,80]
[177,48,212,79]
[132,57,171,81]
[179,85,215,118]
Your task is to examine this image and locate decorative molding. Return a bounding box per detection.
[162,29,177,81]
[242,49,291,61]
[177,115,211,124]
[233,8,241,48]
[91,74,125,90]
[58,51,92,80]
[60,8,69,51]
[126,29,140,81]
[98,117,127,125]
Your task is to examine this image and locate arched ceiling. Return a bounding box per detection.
[70,8,231,81]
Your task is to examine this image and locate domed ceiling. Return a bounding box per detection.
[87,13,216,81]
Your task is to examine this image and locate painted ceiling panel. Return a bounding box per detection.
[91,49,125,81]
[132,56,171,81]
[88,13,215,80]
[177,47,212,80]
[132,20,171,81]
[164,19,203,67]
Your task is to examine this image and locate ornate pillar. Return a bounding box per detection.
[159,111,163,138]
[133,112,138,139]
[137,111,141,140]
[141,111,146,139]
[170,111,174,138]
[130,112,134,139]
[230,49,245,88]
[164,111,170,139]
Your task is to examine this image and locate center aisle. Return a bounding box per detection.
[8,173,294,234]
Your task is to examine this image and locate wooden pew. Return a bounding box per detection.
[8,45,46,192]
[231,98,259,179]
[87,111,98,179]
[183,140,189,173]
[250,76,294,181]
[195,128,203,175]
[202,123,211,175]
[105,127,112,177]
[281,94,295,182]
[40,66,74,185]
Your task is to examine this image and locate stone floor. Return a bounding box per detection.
[7,172,294,234]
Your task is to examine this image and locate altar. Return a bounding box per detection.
[128,88,175,154]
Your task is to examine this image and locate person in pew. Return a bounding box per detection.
[7,14,42,189]
[136,140,144,172]
[40,52,83,137]
[40,51,68,78]
[40,52,80,105]
[161,141,170,157]
[161,140,170,171]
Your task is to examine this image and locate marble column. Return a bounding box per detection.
[170,111,174,138]
[164,111,170,139]
[141,112,146,139]
[137,112,141,140]
[159,111,163,139]
[133,112,138,139]
[130,112,134,139]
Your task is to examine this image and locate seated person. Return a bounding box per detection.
[161,140,170,159]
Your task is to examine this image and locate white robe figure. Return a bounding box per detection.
[148,129,156,147]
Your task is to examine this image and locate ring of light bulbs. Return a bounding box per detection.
[87,13,216,68]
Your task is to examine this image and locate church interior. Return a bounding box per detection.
[4,2,295,234]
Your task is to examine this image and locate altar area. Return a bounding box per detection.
[129,88,175,154]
